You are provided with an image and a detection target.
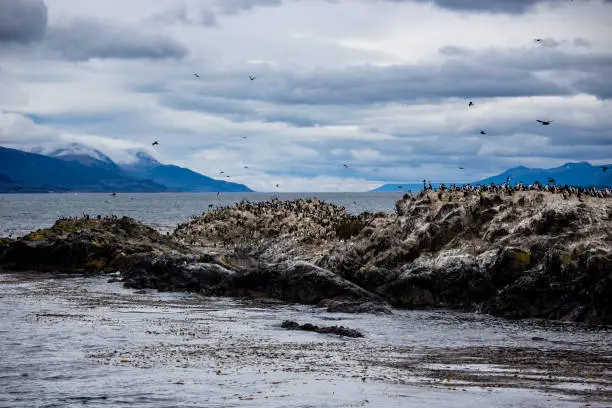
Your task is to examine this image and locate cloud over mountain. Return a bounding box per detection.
[1,0,611,191]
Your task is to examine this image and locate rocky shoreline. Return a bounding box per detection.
[1,191,610,325]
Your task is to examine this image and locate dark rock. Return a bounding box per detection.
[280,320,364,338]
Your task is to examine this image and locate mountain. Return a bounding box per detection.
[121,151,253,192]
[31,143,121,173]
[472,162,612,188]
[0,146,167,193]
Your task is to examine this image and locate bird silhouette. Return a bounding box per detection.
[152,141,159,146]
[244,166,249,169]
[242,136,247,139]
[468,101,474,107]
[603,166,609,172]
[534,38,543,42]
[249,75,256,81]
[397,185,403,189]
[220,171,224,174]
[537,120,553,125]
[343,164,349,169]
[194,73,200,78]
[480,130,487,135]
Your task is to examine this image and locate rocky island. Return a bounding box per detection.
[1,187,610,325]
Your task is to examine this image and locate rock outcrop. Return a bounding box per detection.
[1,192,610,324]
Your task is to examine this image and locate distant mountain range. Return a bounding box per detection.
[0,144,253,193]
[371,162,611,192]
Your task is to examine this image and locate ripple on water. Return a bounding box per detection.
[0,274,610,408]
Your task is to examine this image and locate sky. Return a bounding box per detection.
[0,0,611,192]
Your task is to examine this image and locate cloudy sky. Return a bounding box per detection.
[1,0,611,191]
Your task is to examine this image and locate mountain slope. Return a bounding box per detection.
[0,146,167,193]
[121,151,253,192]
[473,162,611,187]
[32,143,122,173]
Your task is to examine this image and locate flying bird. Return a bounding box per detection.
[242,136,247,139]
[547,177,555,183]
[459,167,464,170]
[343,164,349,169]
[534,38,543,42]
[480,130,487,135]
[220,171,224,174]
[603,166,608,172]
[194,73,200,78]
[468,101,474,107]
[244,166,249,169]
[537,120,553,125]
[249,75,256,81]
[152,141,159,146]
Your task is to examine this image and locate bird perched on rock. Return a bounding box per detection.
[152,141,159,146]
[537,120,553,125]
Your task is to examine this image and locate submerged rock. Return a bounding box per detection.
[280,320,364,338]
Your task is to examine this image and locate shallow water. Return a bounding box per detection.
[0,192,405,237]
[0,274,610,407]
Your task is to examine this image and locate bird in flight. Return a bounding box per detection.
[152,141,159,146]
[537,120,553,125]
[242,136,247,139]
[343,164,349,169]
[194,73,200,78]
[459,167,464,170]
[249,74,256,81]
[468,101,474,107]
[480,130,487,135]
[220,171,224,174]
[603,166,609,172]
[244,166,249,169]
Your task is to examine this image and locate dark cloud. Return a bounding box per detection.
[149,3,218,27]
[216,0,284,15]
[382,0,544,13]
[0,0,47,44]
[574,37,592,47]
[160,48,612,107]
[45,18,188,61]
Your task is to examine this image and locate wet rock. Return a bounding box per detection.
[319,299,393,315]
[280,320,364,338]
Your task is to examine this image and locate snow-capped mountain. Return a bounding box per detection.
[30,143,121,173]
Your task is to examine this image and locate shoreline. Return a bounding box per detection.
[1,190,611,325]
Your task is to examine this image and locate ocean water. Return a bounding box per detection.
[0,192,406,238]
[0,274,610,408]
[1,193,611,407]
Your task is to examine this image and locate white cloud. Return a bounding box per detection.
[1,0,611,191]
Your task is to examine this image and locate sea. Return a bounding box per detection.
[0,192,610,408]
